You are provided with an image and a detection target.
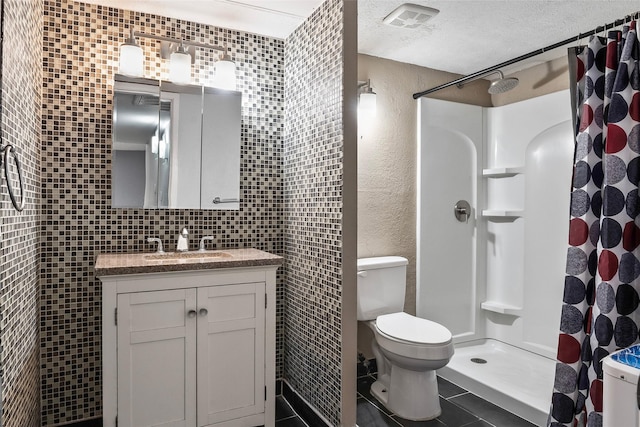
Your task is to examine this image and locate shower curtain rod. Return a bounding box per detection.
[412,11,640,99]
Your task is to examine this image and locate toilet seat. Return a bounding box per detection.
[372,312,453,362]
[376,312,452,345]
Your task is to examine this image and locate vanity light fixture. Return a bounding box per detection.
[159,135,169,160]
[358,79,377,118]
[212,49,237,91]
[151,134,158,155]
[117,29,237,88]
[169,41,191,84]
[119,28,144,77]
[358,79,377,138]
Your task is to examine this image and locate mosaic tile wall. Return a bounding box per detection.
[41,1,284,424]
[0,0,43,426]
[284,1,349,425]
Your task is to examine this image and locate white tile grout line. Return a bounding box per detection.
[445,391,470,399]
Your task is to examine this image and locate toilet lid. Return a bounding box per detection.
[376,312,452,345]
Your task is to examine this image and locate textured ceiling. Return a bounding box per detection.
[85,0,640,76]
[359,1,640,75]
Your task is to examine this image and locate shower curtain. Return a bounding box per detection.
[549,22,640,427]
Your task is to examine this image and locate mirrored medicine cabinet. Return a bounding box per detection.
[112,74,241,210]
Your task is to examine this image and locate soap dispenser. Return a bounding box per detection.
[177,227,189,252]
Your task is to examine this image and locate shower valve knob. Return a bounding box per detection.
[454,200,471,223]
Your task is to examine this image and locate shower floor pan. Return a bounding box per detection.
[437,338,555,426]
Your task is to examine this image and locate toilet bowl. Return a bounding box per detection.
[364,312,453,420]
[357,257,454,421]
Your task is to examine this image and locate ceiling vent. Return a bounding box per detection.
[382,3,439,29]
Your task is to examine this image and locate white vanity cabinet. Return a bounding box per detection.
[97,254,280,427]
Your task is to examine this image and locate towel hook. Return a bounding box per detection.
[1,144,25,212]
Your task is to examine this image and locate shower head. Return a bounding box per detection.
[488,71,519,94]
[457,70,519,94]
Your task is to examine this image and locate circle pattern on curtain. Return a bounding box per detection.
[550,21,640,427]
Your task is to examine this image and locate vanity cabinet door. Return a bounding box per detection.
[197,283,266,426]
[117,289,198,427]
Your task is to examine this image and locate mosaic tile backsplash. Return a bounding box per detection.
[0,1,43,426]
[284,1,346,425]
[41,1,284,424]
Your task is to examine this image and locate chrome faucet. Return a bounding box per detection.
[147,237,165,253]
[177,227,189,252]
[199,236,215,252]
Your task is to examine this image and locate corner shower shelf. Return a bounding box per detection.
[482,167,525,177]
[481,301,523,316]
[481,209,524,218]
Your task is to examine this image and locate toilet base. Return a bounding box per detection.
[371,368,441,421]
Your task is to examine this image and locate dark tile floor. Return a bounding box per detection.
[276,375,538,427]
[276,394,310,427]
[356,374,536,427]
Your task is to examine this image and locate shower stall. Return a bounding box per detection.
[417,90,574,425]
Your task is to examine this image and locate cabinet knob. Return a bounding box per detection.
[199,308,208,317]
[187,310,197,318]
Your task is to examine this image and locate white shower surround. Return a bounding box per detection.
[417,90,575,425]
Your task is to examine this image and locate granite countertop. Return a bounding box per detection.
[95,248,283,277]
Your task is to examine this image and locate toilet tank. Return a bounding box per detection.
[357,256,408,321]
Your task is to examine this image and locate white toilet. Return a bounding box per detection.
[357,256,454,421]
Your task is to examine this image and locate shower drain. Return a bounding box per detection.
[470,357,487,364]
